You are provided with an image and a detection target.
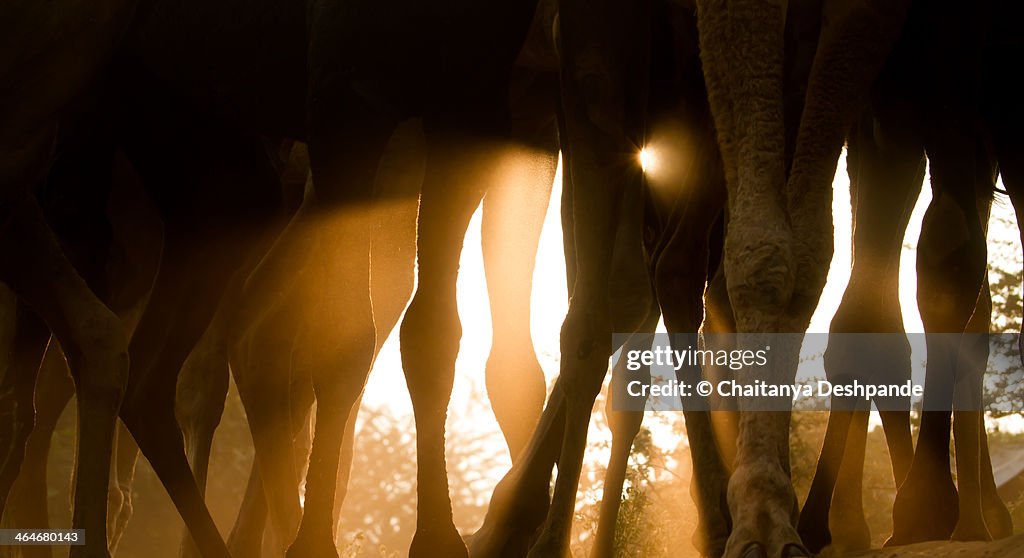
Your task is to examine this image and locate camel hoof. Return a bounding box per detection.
[410,528,468,558]
[795,514,830,554]
[889,464,957,544]
[781,543,809,558]
[741,543,766,558]
[950,521,992,543]
[285,531,339,558]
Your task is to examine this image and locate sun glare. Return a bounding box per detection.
[639,147,655,173]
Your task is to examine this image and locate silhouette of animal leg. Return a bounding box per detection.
[0,190,130,558]
[980,9,1021,539]
[280,100,396,558]
[233,298,310,553]
[799,102,924,553]
[176,311,232,558]
[402,111,520,558]
[228,460,270,557]
[590,315,658,558]
[828,408,871,551]
[112,91,283,556]
[696,0,911,555]
[2,341,76,558]
[0,303,50,517]
[888,89,992,547]
[482,70,558,462]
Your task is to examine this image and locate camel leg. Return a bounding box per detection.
[697,2,801,556]
[108,423,139,555]
[983,35,1023,541]
[979,418,1012,539]
[517,0,654,552]
[0,303,51,516]
[280,100,395,558]
[590,315,658,558]
[117,225,254,558]
[234,295,310,553]
[469,388,564,556]
[481,149,554,461]
[403,110,521,557]
[888,143,988,545]
[114,109,283,557]
[797,399,855,553]
[4,340,74,558]
[482,71,558,462]
[239,218,414,553]
[698,0,910,555]
[228,460,270,558]
[177,315,231,558]
[827,407,871,551]
[323,119,422,541]
[177,208,292,558]
[949,263,995,542]
[0,189,129,558]
[650,107,731,557]
[799,104,923,553]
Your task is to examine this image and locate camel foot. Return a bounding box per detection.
[829,509,871,552]
[285,527,338,558]
[734,543,807,558]
[796,505,830,554]
[468,468,549,557]
[983,498,1013,539]
[723,462,807,558]
[950,517,991,543]
[410,525,468,558]
[525,528,568,558]
[886,464,957,546]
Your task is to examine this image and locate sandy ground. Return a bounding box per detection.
[826,534,1024,558]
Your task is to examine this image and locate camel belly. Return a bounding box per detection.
[123,0,308,139]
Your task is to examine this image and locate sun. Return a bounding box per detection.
[639,147,656,173]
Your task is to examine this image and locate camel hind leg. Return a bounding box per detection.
[280,102,396,558]
[0,191,129,558]
[800,102,923,553]
[482,69,557,462]
[0,301,51,518]
[402,107,519,558]
[112,86,283,557]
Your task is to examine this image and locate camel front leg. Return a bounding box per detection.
[482,71,558,462]
[176,315,231,558]
[950,275,995,542]
[0,191,128,558]
[526,1,651,555]
[4,340,74,558]
[402,111,514,558]
[590,318,658,558]
[0,301,50,517]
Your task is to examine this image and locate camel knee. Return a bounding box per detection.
[724,235,794,325]
[68,311,128,408]
[175,356,229,444]
[917,194,986,330]
[400,294,461,404]
[653,257,706,332]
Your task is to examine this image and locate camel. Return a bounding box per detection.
[879,0,1023,546]
[173,87,556,556]
[2,0,550,555]
[0,119,165,554]
[798,70,1014,553]
[469,0,926,556]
